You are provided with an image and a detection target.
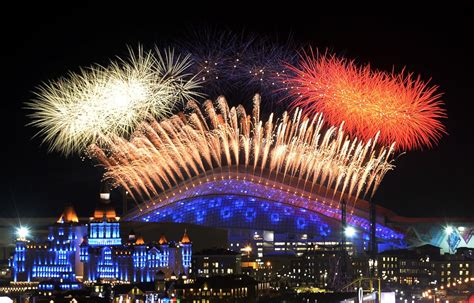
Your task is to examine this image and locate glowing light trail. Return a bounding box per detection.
[90,95,395,207]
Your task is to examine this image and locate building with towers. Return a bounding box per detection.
[9,191,192,288]
[80,195,192,282]
[10,205,85,290]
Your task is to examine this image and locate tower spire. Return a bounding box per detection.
[181,229,191,244]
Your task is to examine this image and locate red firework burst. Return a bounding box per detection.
[286,51,446,150]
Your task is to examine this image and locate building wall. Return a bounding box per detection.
[80,225,190,282]
[377,245,474,288]
[395,222,474,254]
[191,252,241,277]
[10,218,192,284]
[10,223,87,283]
[127,178,406,256]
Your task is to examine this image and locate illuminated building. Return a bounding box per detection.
[9,204,85,290]
[112,272,171,303]
[190,248,241,278]
[170,274,269,303]
[398,220,474,254]
[9,194,192,287]
[378,244,474,287]
[80,194,192,282]
[288,244,349,288]
[87,192,122,246]
[432,247,473,285]
[378,244,440,286]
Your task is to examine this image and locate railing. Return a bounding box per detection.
[340,277,381,302]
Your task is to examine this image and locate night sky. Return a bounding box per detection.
[2,3,473,219]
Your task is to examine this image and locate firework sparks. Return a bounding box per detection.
[285,51,446,150]
[177,30,298,105]
[90,94,395,207]
[26,47,201,156]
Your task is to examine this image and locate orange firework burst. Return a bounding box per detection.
[286,51,447,150]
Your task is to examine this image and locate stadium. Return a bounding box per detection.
[123,166,406,257]
[122,166,473,258]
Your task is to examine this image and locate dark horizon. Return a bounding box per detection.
[2,3,473,219]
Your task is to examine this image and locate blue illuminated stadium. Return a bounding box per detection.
[140,194,335,236]
[125,169,406,255]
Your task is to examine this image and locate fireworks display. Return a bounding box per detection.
[177,30,297,104]
[286,51,446,150]
[26,47,201,156]
[25,35,448,209]
[90,95,395,204]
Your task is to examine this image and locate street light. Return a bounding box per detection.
[242,245,252,257]
[344,226,356,238]
[445,226,454,234]
[16,226,30,240]
[444,225,456,253]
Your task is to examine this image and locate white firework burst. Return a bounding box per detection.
[26,46,201,156]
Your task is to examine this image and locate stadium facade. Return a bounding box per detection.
[125,168,473,258]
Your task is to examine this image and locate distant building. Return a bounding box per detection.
[378,244,474,287]
[287,244,352,289]
[171,274,269,303]
[191,248,241,278]
[350,254,370,279]
[112,271,169,303]
[436,246,474,284]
